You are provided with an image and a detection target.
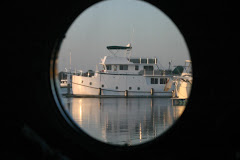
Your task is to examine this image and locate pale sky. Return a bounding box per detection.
[57,0,190,72]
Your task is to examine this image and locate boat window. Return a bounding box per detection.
[141,58,147,63]
[135,65,139,70]
[102,84,104,87]
[106,65,112,70]
[137,87,140,90]
[113,65,117,71]
[129,87,132,90]
[151,78,158,84]
[130,59,140,63]
[120,65,128,70]
[144,66,153,71]
[148,59,155,64]
[160,78,168,84]
[116,86,118,89]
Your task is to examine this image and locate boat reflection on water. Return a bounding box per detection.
[63,98,185,145]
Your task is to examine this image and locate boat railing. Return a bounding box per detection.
[142,70,173,76]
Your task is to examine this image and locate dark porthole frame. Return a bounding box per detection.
[48,0,195,159]
[7,0,238,159]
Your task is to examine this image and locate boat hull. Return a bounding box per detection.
[72,74,174,97]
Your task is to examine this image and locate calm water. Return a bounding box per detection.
[60,88,185,146]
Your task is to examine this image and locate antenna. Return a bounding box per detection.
[69,51,71,73]
[168,59,172,70]
[128,25,135,58]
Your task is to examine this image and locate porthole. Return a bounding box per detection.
[53,0,192,146]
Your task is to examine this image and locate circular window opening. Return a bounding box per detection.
[53,0,192,146]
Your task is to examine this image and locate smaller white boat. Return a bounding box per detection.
[60,79,68,88]
[60,72,72,88]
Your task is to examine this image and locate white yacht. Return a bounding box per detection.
[72,44,191,97]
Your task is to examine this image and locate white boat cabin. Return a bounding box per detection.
[99,56,160,75]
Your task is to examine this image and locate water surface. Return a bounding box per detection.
[61,94,185,145]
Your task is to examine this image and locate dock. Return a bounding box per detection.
[62,84,173,98]
[62,93,173,98]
